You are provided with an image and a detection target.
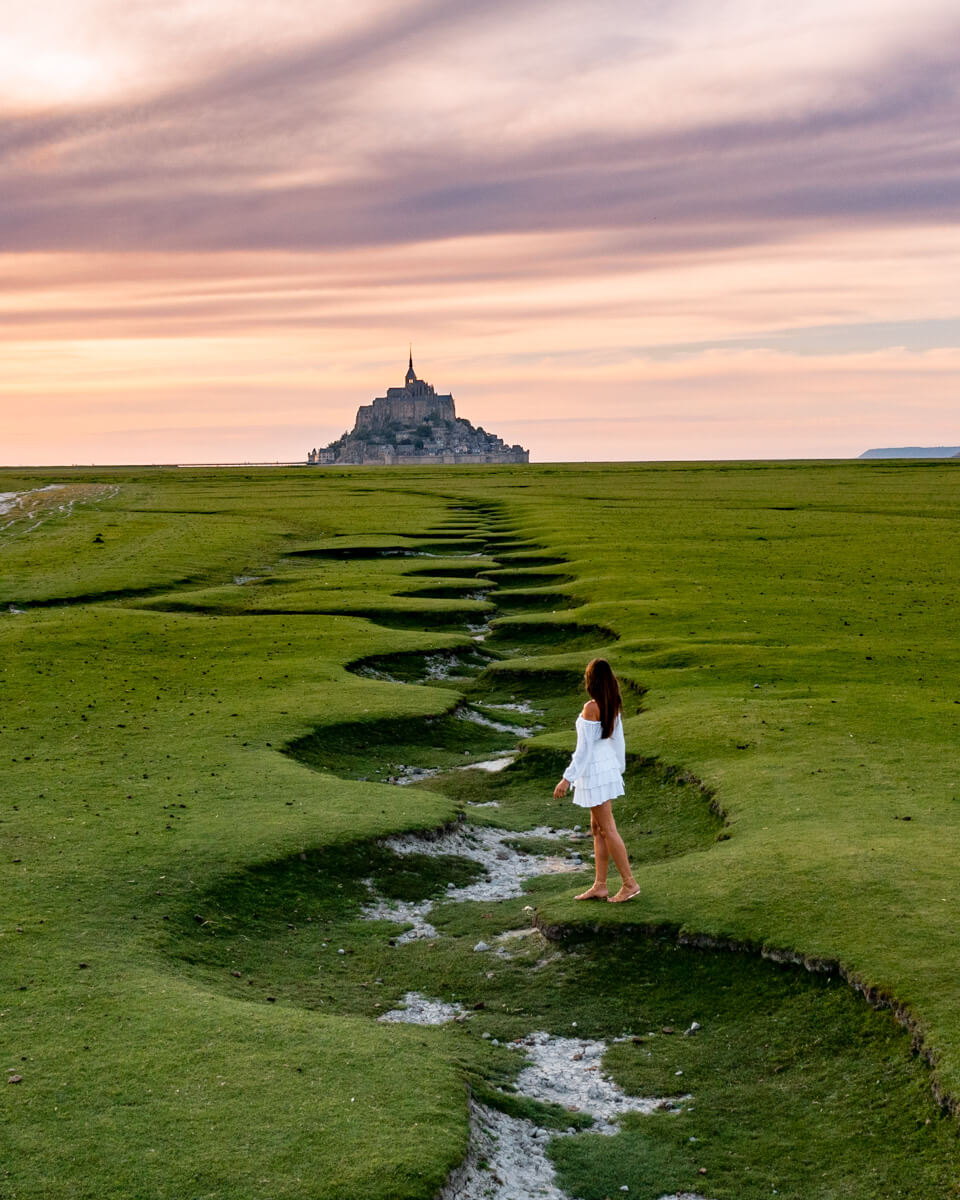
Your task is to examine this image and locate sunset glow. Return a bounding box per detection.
[3,0,959,463]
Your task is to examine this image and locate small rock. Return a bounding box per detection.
[699,1167,708,1175]
[473,941,490,952]
[8,1075,22,1084]
[661,1026,674,1035]
[684,1021,701,1036]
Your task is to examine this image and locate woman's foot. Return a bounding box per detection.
[607,884,641,903]
[575,885,608,901]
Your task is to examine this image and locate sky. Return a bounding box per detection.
[2,0,959,464]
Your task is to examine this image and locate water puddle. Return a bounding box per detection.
[1,483,116,539]
[390,764,444,786]
[387,752,516,786]
[361,824,577,943]
[438,1030,708,1200]
[0,484,64,515]
[463,754,517,773]
[457,707,540,737]
[425,654,483,681]
[476,700,542,716]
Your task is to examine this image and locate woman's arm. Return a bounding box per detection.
[614,714,626,773]
[554,703,600,798]
[562,716,595,784]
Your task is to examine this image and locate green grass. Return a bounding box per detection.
[3,460,960,1197]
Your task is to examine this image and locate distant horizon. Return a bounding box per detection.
[3,2,959,463]
[5,450,960,472]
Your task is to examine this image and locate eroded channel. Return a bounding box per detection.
[164,501,957,1200]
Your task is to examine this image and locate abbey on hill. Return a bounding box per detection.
[307,353,529,466]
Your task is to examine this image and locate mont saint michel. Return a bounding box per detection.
[307,353,529,466]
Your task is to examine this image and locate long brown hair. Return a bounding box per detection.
[584,658,621,738]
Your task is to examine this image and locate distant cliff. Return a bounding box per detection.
[859,446,960,459]
[307,353,528,466]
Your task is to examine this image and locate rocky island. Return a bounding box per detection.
[307,353,529,466]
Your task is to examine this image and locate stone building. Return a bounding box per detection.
[307,352,529,466]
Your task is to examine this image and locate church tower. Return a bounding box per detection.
[405,347,417,387]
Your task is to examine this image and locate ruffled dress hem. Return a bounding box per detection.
[570,779,625,808]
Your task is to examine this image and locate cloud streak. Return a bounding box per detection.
[2,0,959,462]
[3,2,960,252]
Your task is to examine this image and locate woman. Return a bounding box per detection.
[553,658,640,903]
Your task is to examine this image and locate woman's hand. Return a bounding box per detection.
[553,778,570,799]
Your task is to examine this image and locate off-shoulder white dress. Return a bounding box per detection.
[562,713,625,808]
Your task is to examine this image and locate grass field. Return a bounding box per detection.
[2,460,960,1198]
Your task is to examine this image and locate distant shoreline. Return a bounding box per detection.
[2,456,958,470]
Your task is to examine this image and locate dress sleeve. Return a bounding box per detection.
[613,715,626,773]
[563,719,595,783]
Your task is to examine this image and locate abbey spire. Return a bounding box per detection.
[405,346,416,386]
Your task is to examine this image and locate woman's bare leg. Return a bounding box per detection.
[591,802,639,901]
[575,808,610,899]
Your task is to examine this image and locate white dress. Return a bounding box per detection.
[562,712,625,808]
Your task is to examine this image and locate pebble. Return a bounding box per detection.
[473,941,490,952]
